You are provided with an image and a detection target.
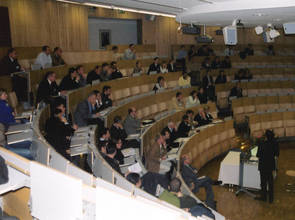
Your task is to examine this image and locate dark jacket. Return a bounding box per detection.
[110,124,127,141]
[215,75,227,84]
[142,172,169,196]
[202,75,214,89]
[194,114,210,127]
[147,63,160,75]
[45,116,74,159]
[87,70,102,84]
[51,54,65,66]
[257,139,279,172]
[197,92,207,104]
[167,63,175,72]
[103,154,122,175]
[229,86,243,98]
[221,60,232,69]
[59,74,80,91]
[110,70,123,80]
[0,56,21,76]
[101,93,113,109]
[36,79,60,104]
[181,164,199,188]
[177,121,191,138]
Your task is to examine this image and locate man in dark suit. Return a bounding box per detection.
[74,91,104,127]
[87,65,102,84]
[167,60,176,72]
[110,61,123,80]
[215,69,227,84]
[147,57,160,75]
[163,121,178,146]
[36,71,64,104]
[101,86,113,109]
[177,115,191,138]
[194,108,210,127]
[256,130,279,203]
[229,82,243,98]
[197,87,208,104]
[103,145,123,175]
[0,48,23,76]
[110,116,127,142]
[59,67,80,91]
[202,70,215,101]
[181,154,221,209]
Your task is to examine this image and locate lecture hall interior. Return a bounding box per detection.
[1,0,295,219]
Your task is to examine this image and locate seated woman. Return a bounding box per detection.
[0,88,16,129]
[178,71,191,87]
[160,62,168,74]
[45,104,76,161]
[153,76,167,93]
[133,60,144,75]
[186,90,200,108]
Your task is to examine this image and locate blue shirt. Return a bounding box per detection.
[0,100,15,126]
[177,50,187,60]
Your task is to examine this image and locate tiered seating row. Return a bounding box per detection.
[249,111,295,138]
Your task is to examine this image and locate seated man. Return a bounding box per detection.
[215,69,227,84]
[76,65,87,87]
[124,44,136,60]
[110,116,127,142]
[197,87,208,104]
[194,107,210,127]
[59,67,80,91]
[36,71,64,104]
[229,82,243,98]
[101,86,113,109]
[45,106,76,161]
[97,128,111,147]
[123,107,141,135]
[35,45,52,69]
[178,71,191,87]
[0,89,16,129]
[133,60,143,75]
[74,91,104,127]
[159,177,182,207]
[147,57,160,75]
[87,65,102,84]
[92,90,104,113]
[172,92,186,111]
[111,46,122,61]
[145,134,171,175]
[103,145,123,175]
[202,70,215,101]
[110,61,123,80]
[51,47,66,66]
[177,115,191,138]
[0,48,23,76]
[181,154,221,209]
[153,76,167,93]
[162,121,179,148]
[204,106,213,123]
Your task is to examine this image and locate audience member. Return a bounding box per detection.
[188,45,197,61]
[59,67,80,91]
[197,45,209,56]
[76,65,87,87]
[133,60,143,75]
[110,61,123,79]
[243,68,252,80]
[87,65,102,84]
[162,121,179,148]
[178,71,191,87]
[176,45,187,71]
[160,61,168,73]
[201,57,211,70]
[147,57,160,75]
[101,63,110,81]
[112,138,125,165]
[0,89,16,129]
[224,45,234,56]
[36,71,63,104]
[110,116,127,142]
[145,134,171,174]
[186,90,200,108]
[35,45,52,69]
[177,114,191,138]
[123,107,141,135]
[45,105,76,160]
[204,106,213,123]
[159,177,182,207]
[103,145,123,175]
[126,172,142,188]
[97,127,111,144]
[234,69,244,81]
[211,56,221,69]
[0,48,23,76]
[101,86,113,109]
[97,140,108,155]
[111,46,122,61]
[167,59,176,72]
[52,47,65,66]
[221,56,232,69]
[194,107,210,127]
[92,90,104,113]
[153,76,167,93]
[124,44,136,60]
[197,87,207,104]
[73,91,103,127]
[266,45,275,56]
[245,44,254,56]
[202,70,215,101]
[172,92,185,111]
[229,82,243,98]
[181,154,221,209]
[215,69,227,84]
[189,70,200,87]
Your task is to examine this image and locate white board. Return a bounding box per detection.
[30,161,83,220]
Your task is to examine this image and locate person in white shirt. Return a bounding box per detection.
[160,62,168,73]
[123,44,136,60]
[186,90,200,108]
[35,45,52,69]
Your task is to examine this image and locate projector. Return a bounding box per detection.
[195,35,213,43]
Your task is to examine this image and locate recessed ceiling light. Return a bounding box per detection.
[273,18,282,22]
[253,13,267,17]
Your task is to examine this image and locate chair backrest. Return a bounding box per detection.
[8,91,19,112]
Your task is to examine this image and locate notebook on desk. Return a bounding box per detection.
[7,130,33,145]
[70,137,88,147]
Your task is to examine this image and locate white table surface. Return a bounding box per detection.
[218,151,241,185]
